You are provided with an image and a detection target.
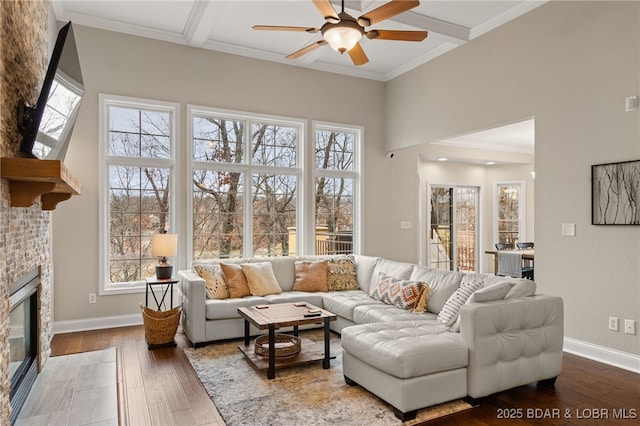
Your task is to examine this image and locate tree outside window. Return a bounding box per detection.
[314,126,359,255]
[190,111,301,259]
[496,183,522,244]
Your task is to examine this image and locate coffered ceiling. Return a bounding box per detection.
[52,0,546,82]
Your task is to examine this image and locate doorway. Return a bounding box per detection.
[429,185,479,272]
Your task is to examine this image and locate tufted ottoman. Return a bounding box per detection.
[341,320,469,421]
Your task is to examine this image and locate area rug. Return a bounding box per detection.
[184,331,472,425]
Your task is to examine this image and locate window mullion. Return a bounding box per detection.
[244,121,253,257]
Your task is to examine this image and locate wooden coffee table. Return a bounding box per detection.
[237,302,336,379]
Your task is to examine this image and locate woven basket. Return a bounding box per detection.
[254,334,301,358]
[141,305,181,346]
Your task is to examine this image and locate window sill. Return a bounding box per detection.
[99,283,146,296]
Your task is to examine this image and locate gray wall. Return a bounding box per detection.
[386,1,640,355]
[52,25,389,322]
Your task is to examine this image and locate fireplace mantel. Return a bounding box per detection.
[0,158,81,210]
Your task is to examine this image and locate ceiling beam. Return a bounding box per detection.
[392,11,469,44]
[332,0,469,44]
[184,0,227,48]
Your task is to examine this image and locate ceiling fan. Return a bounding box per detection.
[252,0,428,66]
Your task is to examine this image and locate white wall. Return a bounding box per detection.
[52,25,390,322]
[386,1,640,355]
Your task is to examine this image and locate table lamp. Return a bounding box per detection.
[152,233,177,279]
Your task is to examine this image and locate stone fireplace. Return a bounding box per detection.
[1,1,55,423]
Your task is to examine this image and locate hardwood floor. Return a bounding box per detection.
[50,326,639,425]
[50,326,223,426]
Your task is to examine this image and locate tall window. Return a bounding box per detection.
[495,182,525,244]
[189,107,302,260]
[99,95,178,293]
[314,123,361,255]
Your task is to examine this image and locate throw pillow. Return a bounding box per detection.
[241,262,282,296]
[437,280,483,327]
[293,260,328,292]
[220,263,251,298]
[326,256,359,291]
[193,264,229,299]
[369,272,428,313]
[467,281,515,303]
[413,285,430,314]
[450,281,515,332]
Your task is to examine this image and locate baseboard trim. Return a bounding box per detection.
[564,337,640,374]
[54,313,143,335]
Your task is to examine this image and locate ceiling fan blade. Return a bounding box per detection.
[358,0,419,27]
[253,25,320,33]
[348,42,369,66]
[366,29,428,42]
[312,0,340,24]
[286,40,327,60]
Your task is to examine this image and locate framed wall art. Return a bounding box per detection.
[591,159,640,225]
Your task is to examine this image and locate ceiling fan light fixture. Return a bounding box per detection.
[322,19,363,53]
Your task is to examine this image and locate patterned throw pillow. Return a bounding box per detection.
[369,272,428,313]
[326,256,359,291]
[293,260,329,292]
[437,280,484,327]
[194,264,230,299]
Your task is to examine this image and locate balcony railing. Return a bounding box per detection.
[316,232,353,255]
[287,227,353,255]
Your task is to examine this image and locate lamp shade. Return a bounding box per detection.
[324,25,362,53]
[152,233,177,257]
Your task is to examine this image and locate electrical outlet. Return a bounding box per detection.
[608,316,619,331]
[89,293,96,304]
[624,319,636,335]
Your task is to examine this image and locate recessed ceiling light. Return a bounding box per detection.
[437,157,447,161]
[486,161,495,165]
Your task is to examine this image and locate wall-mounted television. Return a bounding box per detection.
[18,22,83,161]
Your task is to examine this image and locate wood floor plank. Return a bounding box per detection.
[125,385,152,426]
[51,326,640,426]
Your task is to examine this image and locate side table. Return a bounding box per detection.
[144,276,179,349]
[145,276,178,310]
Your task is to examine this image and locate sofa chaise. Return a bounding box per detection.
[178,254,564,420]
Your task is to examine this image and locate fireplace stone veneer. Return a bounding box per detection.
[1,1,54,423]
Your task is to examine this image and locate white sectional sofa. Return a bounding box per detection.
[178,254,564,421]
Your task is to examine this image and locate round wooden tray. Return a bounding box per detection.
[254,334,301,358]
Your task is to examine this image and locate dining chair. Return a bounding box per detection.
[495,242,515,250]
[516,242,534,279]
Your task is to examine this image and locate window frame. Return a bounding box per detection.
[98,94,180,295]
[493,181,526,245]
[187,105,305,263]
[311,121,363,255]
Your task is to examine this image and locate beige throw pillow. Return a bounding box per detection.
[293,260,328,292]
[194,264,229,299]
[220,263,251,298]
[241,262,282,296]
